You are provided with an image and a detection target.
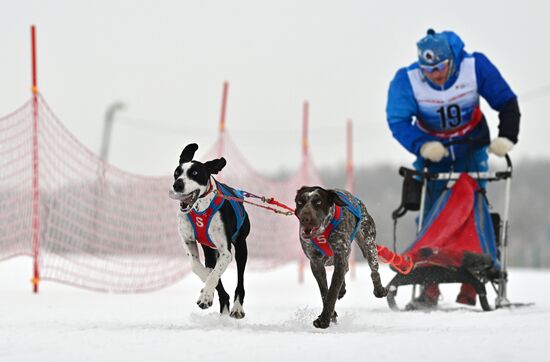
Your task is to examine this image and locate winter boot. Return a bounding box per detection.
[406,283,440,310]
[456,283,477,306]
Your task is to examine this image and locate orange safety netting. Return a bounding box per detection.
[0,95,321,292]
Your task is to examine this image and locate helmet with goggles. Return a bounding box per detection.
[417,29,453,73]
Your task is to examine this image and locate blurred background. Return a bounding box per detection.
[1,0,549,267]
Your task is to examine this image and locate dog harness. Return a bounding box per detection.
[309,191,363,257]
[187,180,246,249]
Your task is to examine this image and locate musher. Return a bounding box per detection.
[385,29,521,308]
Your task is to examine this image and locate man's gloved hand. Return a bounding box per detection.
[489,137,514,157]
[420,141,449,162]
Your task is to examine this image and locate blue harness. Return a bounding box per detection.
[308,191,363,256]
[335,191,363,241]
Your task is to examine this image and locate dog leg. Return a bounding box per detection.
[230,238,248,319]
[310,259,328,302]
[310,260,340,323]
[216,282,230,315]
[356,206,388,298]
[197,248,232,310]
[313,254,348,329]
[338,280,346,300]
[183,240,211,282]
[362,237,388,298]
[204,247,230,315]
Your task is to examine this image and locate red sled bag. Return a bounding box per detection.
[405,174,500,269]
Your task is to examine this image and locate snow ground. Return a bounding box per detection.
[1,257,549,362]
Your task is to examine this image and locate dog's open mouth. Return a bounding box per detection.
[168,189,200,212]
[301,226,320,239]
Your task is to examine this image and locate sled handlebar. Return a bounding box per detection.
[398,154,512,182]
[443,138,513,171]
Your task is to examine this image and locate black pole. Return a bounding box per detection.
[100,102,125,161]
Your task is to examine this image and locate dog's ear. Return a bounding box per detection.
[179,143,199,164]
[204,157,226,175]
[328,190,346,207]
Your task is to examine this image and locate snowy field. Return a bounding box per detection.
[1,257,549,362]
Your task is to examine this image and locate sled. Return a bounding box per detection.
[385,155,526,311]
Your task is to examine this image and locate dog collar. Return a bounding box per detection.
[319,205,336,234]
[199,179,215,199]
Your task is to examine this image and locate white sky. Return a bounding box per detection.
[1,0,549,176]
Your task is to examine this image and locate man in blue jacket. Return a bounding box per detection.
[386,29,520,308]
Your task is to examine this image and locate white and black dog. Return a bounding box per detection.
[171,143,250,318]
[295,186,387,328]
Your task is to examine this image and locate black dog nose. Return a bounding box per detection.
[173,179,184,192]
[300,214,312,225]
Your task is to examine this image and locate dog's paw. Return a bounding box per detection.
[229,300,246,319]
[374,286,388,298]
[313,316,331,329]
[330,311,338,324]
[197,289,214,309]
[229,310,245,319]
[338,286,346,300]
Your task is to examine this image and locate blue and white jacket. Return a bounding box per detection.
[386,31,520,161]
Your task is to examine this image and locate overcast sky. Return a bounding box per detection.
[2,0,549,176]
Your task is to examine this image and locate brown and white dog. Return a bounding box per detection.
[295,186,387,328]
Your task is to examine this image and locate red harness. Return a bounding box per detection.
[186,182,224,249]
[309,206,342,257]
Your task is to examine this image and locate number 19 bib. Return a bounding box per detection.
[408,57,481,139]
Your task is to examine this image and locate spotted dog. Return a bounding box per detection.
[295,186,387,328]
[171,143,250,318]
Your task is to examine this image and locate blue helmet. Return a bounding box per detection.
[416,29,453,66]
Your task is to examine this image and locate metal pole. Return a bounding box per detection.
[496,160,513,307]
[417,170,428,235]
[412,168,429,301]
[100,102,125,161]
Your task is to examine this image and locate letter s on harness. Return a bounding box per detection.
[195,217,204,228]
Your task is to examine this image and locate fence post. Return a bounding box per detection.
[217,81,229,159]
[298,101,309,284]
[31,25,40,293]
[346,119,356,280]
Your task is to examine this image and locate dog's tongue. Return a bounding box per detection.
[168,190,196,205]
[168,190,184,201]
[302,226,318,238]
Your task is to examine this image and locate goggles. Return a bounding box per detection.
[420,59,450,73]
